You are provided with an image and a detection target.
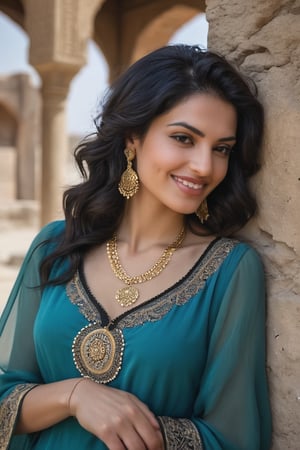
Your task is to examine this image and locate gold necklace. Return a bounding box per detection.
[106,227,185,307]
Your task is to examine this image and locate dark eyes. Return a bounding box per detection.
[214,145,232,156]
[170,134,233,156]
[171,134,192,144]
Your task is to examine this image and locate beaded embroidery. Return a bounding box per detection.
[158,416,204,449]
[72,323,125,384]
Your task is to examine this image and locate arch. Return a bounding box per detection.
[92,0,119,81]
[131,5,202,63]
[93,0,205,80]
[169,13,208,48]
[0,0,25,27]
[0,11,40,86]
[67,39,109,137]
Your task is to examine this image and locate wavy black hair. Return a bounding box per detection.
[41,44,264,285]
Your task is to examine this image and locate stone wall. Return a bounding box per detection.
[206,1,300,448]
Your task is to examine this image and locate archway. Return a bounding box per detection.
[131,6,204,63]
[93,1,206,80]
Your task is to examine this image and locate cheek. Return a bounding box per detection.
[215,158,230,182]
[137,143,176,175]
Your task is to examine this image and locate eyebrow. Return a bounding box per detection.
[167,122,236,142]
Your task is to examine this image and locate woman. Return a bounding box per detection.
[0,45,271,449]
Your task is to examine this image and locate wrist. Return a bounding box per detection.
[67,378,86,416]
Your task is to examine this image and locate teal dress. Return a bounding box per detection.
[0,221,271,449]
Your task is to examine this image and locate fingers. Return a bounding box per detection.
[112,402,164,450]
[96,402,164,450]
[72,379,164,449]
[130,394,161,430]
[101,423,147,450]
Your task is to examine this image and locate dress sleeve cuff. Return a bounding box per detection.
[157,416,204,449]
[0,383,38,450]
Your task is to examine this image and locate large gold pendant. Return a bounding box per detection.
[72,323,125,384]
[116,285,139,307]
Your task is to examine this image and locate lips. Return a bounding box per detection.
[173,175,205,191]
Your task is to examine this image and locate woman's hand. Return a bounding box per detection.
[69,378,164,450]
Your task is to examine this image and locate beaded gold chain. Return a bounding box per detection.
[106,227,185,307]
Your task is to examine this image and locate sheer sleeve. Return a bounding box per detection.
[158,247,272,449]
[0,221,65,450]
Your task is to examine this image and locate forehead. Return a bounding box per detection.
[154,93,237,133]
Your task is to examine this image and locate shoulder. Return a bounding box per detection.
[27,220,66,259]
[207,237,264,281]
[215,236,262,264]
[218,237,265,284]
[206,238,265,320]
[34,220,65,242]
[32,220,65,245]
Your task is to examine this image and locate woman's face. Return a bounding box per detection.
[129,93,237,216]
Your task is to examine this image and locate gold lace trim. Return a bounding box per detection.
[0,383,37,450]
[158,416,204,449]
[67,238,237,328]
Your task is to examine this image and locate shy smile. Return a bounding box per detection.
[172,175,206,194]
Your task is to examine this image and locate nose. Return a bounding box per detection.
[189,145,213,178]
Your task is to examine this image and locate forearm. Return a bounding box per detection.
[15,378,81,434]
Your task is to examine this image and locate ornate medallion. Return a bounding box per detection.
[72,323,125,384]
[116,285,139,307]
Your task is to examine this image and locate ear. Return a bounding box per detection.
[125,136,134,148]
[125,135,141,149]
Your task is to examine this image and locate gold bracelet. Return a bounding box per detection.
[67,378,85,413]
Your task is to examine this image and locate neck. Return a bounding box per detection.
[118,198,185,252]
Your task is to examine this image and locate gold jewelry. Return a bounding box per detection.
[67,378,85,411]
[196,199,209,224]
[118,148,139,198]
[106,227,186,307]
[72,322,125,384]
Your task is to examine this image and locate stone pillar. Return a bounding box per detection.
[16,74,40,200]
[38,69,74,224]
[24,0,105,225]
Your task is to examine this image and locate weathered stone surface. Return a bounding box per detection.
[237,223,300,449]
[255,74,300,254]
[267,296,300,450]
[208,1,300,447]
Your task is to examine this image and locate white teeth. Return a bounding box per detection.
[175,177,203,190]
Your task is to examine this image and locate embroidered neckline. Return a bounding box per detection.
[67,237,238,330]
[69,237,238,383]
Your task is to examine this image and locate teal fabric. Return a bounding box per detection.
[0,221,271,449]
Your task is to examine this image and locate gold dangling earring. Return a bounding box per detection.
[196,199,209,224]
[118,148,139,199]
